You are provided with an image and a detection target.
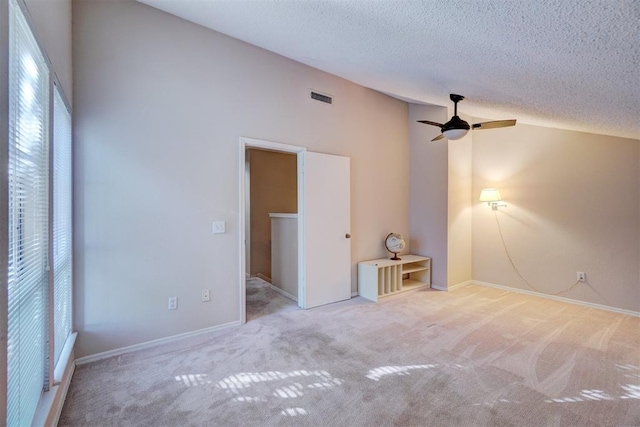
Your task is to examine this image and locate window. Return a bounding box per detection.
[53,84,72,368]
[7,0,50,424]
[7,1,74,424]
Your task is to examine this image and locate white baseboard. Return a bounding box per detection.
[256,273,271,283]
[351,291,359,297]
[33,345,76,426]
[473,280,640,317]
[269,284,297,302]
[431,280,474,292]
[448,280,473,291]
[450,280,474,291]
[51,353,75,425]
[75,320,242,365]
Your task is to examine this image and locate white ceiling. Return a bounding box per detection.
[139,0,640,140]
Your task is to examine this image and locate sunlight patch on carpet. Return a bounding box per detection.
[214,370,343,405]
[544,385,640,404]
[273,383,304,398]
[281,407,307,417]
[616,364,640,379]
[365,364,453,381]
[620,384,640,399]
[473,398,521,407]
[174,374,212,387]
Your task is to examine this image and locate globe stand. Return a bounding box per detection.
[384,233,405,261]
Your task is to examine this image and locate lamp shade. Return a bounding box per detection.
[479,188,501,202]
[442,128,469,140]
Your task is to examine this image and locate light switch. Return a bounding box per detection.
[212,221,226,234]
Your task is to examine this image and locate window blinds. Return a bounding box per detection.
[53,85,72,367]
[7,0,50,424]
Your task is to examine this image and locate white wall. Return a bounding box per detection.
[472,123,640,312]
[73,0,409,357]
[408,104,449,288]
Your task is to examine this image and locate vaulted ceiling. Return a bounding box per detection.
[139,0,640,140]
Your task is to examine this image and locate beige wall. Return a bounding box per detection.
[73,0,409,357]
[24,0,72,103]
[70,0,640,362]
[408,104,449,288]
[447,124,473,288]
[248,149,297,278]
[472,123,640,312]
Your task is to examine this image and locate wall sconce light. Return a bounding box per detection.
[479,188,507,210]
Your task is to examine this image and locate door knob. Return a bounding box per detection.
[345,233,351,238]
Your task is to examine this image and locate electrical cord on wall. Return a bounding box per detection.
[493,211,581,296]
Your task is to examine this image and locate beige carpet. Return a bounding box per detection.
[59,279,640,426]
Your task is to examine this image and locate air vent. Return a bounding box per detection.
[310,90,333,105]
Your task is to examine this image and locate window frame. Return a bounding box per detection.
[50,78,73,386]
[6,0,75,424]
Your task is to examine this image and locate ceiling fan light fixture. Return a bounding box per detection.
[442,128,469,140]
[442,114,470,140]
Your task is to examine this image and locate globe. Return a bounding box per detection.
[384,233,406,260]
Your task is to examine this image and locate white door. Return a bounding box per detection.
[301,151,351,309]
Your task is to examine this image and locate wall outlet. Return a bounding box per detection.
[577,272,586,282]
[212,221,226,234]
[201,289,210,302]
[168,296,178,310]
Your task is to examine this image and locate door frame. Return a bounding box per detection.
[238,137,307,324]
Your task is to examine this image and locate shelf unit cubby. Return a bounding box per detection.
[358,255,431,302]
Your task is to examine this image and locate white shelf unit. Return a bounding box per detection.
[358,255,431,302]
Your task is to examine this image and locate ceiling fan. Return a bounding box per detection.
[418,94,516,142]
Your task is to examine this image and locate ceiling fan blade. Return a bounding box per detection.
[418,120,444,128]
[431,134,445,142]
[472,119,516,130]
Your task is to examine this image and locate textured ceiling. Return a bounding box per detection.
[139,0,640,139]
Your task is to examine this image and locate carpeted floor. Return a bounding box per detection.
[59,279,640,426]
[245,277,299,321]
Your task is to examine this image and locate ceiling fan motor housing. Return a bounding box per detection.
[444,94,470,131]
[442,115,470,132]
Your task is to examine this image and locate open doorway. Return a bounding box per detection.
[239,137,352,324]
[239,137,306,324]
[245,148,299,320]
